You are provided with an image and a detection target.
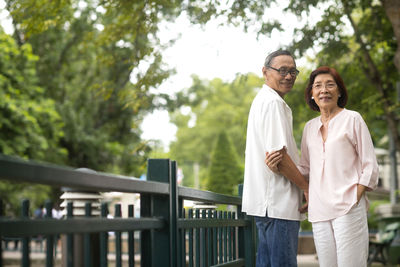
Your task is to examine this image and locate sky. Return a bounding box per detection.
[0,1,310,151]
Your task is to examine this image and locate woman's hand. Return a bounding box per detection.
[265,150,283,174]
[357,184,367,204]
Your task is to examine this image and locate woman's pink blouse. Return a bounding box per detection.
[298,109,379,222]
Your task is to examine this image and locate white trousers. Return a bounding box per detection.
[312,197,369,267]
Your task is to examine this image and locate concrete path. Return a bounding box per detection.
[2,250,392,266]
[298,254,319,267]
[297,254,391,267]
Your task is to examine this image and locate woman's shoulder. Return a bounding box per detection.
[341,109,364,121]
[306,115,321,125]
[303,116,321,132]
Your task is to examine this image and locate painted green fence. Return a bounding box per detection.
[0,155,256,267]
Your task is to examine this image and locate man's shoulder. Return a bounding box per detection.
[253,88,286,108]
[258,85,282,98]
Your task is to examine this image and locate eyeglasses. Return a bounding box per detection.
[268,66,300,77]
[313,82,337,90]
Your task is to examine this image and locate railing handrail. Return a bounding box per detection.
[0,155,256,267]
[0,154,240,204]
[0,217,165,236]
[0,217,250,237]
[178,186,241,205]
[0,154,169,195]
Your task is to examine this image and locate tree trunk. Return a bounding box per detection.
[343,1,400,152]
[382,0,400,73]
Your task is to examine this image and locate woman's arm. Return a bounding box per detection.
[265,148,308,191]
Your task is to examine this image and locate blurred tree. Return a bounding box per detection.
[382,0,400,74]
[0,28,64,161]
[0,28,63,214]
[207,131,242,195]
[2,0,281,174]
[0,181,52,217]
[3,0,176,175]
[169,74,262,187]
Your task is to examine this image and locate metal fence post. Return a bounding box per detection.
[237,184,256,267]
[66,202,74,267]
[22,199,30,267]
[0,198,3,267]
[128,204,135,267]
[84,203,92,267]
[114,204,122,267]
[100,203,108,267]
[141,159,171,267]
[170,161,178,267]
[45,201,54,267]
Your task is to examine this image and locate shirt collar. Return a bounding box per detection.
[316,108,346,129]
[262,84,290,108]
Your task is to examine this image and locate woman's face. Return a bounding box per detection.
[311,73,340,111]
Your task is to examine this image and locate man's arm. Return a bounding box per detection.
[266,148,308,191]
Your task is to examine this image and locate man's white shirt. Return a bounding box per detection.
[241,84,305,220]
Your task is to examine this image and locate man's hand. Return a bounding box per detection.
[265,150,283,174]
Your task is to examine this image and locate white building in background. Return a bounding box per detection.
[102,192,140,218]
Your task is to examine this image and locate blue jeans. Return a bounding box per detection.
[254,214,300,267]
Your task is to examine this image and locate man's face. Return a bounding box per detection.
[262,55,297,98]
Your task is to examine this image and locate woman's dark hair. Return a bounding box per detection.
[305,66,348,111]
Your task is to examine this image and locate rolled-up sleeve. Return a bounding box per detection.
[261,100,290,153]
[354,114,379,190]
[298,124,310,177]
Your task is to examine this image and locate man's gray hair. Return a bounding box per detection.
[264,50,295,67]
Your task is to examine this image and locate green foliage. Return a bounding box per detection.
[0,181,52,217]
[0,28,65,161]
[206,131,243,195]
[368,199,391,230]
[4,0,175,175]
[0,28,63,215]
[300,219,312,232]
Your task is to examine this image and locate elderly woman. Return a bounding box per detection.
[266,66,379,267]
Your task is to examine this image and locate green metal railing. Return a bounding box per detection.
[0,155,256,267]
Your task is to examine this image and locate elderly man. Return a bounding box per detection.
[242,50,308,267]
